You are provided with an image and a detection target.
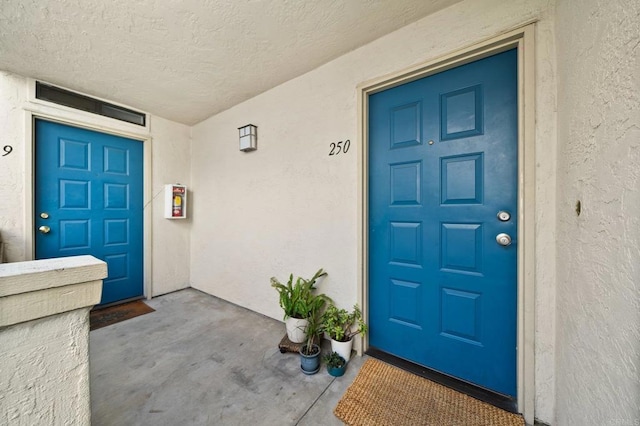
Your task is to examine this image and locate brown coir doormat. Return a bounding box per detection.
[335,359,524,426]
[90,300,155,331]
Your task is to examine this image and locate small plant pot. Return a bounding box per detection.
[299,344,321,375]
[331,338,353,362]
[286,317,309,343]
[327,363,347,377]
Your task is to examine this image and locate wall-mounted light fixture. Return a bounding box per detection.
[238,124,257,152]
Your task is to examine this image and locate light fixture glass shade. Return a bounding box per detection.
[238,124,257,151]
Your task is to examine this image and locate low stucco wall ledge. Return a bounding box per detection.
[0,255,107,327]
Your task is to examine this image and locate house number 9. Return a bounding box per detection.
[2,145,12,156]
[329,140,350,156]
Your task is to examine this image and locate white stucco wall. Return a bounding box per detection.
[0,71,28,262]
[0,255,106,426]
[149,116,192,296]
[555,0,640,425]
[1,310,91,425]
[0,71,191,298]
[190,0,558,422]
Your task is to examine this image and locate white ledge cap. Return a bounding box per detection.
[0,255,107,297]
[0,255,107,327]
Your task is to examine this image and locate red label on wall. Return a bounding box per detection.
[172,186,185,217]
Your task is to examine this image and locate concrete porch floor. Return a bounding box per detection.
[90,288,365,425]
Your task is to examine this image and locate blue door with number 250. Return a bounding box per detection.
[369,49,518,397]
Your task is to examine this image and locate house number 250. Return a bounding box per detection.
[2,145,12,156]
[329,140,350,156]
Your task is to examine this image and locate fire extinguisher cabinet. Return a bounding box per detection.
[164,184,187,219]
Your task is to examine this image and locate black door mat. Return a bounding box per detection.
[90,300,155,331]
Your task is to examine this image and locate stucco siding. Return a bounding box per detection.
[149,116,192,296]
[555,0,640,424]
[0,71,28,262]
[0,310,90,425]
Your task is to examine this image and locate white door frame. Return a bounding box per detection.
[22,81,154,301]
[357,24,536,423]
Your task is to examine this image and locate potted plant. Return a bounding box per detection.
[270,268,329,343]
[324,351,347,377]
[321,304,367,362]
[299,300,325,375]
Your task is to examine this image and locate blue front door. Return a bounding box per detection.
[35,119,144,305]
[368,49,518,396]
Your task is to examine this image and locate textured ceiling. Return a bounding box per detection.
[0,0,461,125]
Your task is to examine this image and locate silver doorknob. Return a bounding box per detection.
[38,225,51,234]
[496,233,511,246]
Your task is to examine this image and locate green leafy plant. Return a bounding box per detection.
[321,304,367,342]
[270,268,330,319]
[323,351,346,368]
[300,298,325,356]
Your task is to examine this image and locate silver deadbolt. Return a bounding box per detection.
[496,233,512,246]
[497,211,511,221]
[40,212,49,219]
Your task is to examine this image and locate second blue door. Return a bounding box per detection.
[35,119,144,306]
[369,49,518,397]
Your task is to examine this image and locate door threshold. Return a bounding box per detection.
[366,347,518,414]
[91,296,145,311]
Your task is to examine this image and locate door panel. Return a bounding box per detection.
[368,49,518,396]
[35,119,143,305]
